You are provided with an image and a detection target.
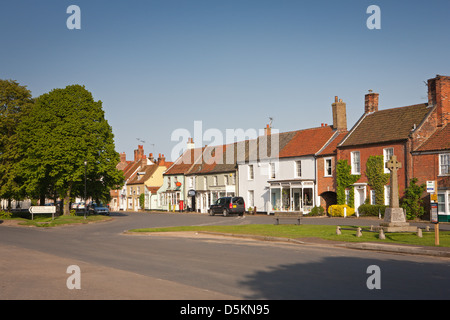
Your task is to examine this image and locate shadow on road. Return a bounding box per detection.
[239,256,450,300]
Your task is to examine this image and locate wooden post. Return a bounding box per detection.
[435,223,440,246]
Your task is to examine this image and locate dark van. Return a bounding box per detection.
[209,196,245,216]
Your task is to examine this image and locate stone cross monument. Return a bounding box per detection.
[379,155,416,232]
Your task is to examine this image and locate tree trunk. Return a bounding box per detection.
[63,185,72,216]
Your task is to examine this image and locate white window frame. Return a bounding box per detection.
[203,176,207,189]
[351,151,361,175]
[370,189,376,205]
[248,190,254,207]
[324,158,332,177]
[383,148,394,173]
[270,163,276,179]
[248,165,254,180]
[384,185,390,206]
[439,153,450,176]
[295,160,302,178]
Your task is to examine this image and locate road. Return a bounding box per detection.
[1,212,449,303]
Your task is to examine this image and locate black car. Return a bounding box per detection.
[209,196,245,216]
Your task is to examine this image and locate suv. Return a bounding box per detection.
[209,197,245,217]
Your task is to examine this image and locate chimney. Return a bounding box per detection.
[120,152,127,163]
[158,154,166,166]
[134,145,144,162]
[332,96,347,132]
[365,90,379,113]
[187,137,195,150]
[428,75,450,127]
[149,153,155,163]
[264,124,271,136]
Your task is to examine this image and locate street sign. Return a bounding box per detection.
[427,181,435,193]
[29,206,56,220]
[431,203,438,224]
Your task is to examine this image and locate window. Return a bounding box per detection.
[384,148,394,173]
[370,190,376,205]
[248,190,254,207]
[440,154,450,175]
[189,177,194,188]
[324,158,332,177]
[224,175,228,185]
[270,163,276,179]
[204,176,207,188]
[231,174,236,185]
[248,165,254,180]
[213,176,218,186]
[296,161,302,177]
[351,151,361,174]
[384,185,390,206]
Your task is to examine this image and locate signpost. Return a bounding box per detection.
[29,206,56,220]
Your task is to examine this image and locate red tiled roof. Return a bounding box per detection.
[340,104,430,147]
[415,124,450,152]
[164,147,204,175]
[317,131,347,156]
[278,125,337,158]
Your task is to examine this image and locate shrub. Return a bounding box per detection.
[0,210,12,219]
[309,206,325,216]
[328,204,355,217]
[357,204,386,217]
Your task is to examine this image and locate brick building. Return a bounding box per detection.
[337,75,450,219]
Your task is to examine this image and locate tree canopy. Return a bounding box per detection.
[17,84,123,215]
[0,80,34,209]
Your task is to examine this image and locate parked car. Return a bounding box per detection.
[209,196,245,217]
[88,202,110,215]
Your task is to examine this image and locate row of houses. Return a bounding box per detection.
[110,75,450,221]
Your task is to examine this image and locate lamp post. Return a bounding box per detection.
[84,160,87,219]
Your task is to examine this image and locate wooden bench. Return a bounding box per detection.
[273,212,303,225]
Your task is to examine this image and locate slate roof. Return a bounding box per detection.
[339,103,431,147]
[415,124,450,152]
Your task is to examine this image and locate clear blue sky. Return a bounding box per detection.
[1,0,449,161]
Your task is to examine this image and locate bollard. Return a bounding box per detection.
[336,226,341,235]
[379,228,385,239]
[356,227,362,237]
[417,227,423,238]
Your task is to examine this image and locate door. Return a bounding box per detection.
[354,187,365,212]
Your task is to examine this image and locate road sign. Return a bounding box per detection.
[29,206,56,220]
[427,181,435,193]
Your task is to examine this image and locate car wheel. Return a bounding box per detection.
[209,209,214,216]
[223,209,228,217]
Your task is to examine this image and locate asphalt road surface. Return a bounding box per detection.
[1,212,449,303]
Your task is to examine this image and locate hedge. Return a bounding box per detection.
[328,204,355,217]
[357,204,386,217]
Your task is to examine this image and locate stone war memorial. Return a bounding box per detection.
[378,155,417,232]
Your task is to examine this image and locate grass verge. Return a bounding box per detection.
[2,214,112,227]
[129,224,450,247]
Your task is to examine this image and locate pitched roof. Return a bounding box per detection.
[415,124,450,152]
[339,103,430,147]
[316,130,347,156]
[127,164,159,185]
[163,147,204,175]
[278,125,337,158]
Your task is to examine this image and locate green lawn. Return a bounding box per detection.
[129,224,450,247]
[4,214,112,227]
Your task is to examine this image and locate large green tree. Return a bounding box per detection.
[0,80,34,210]
[18,84,123,215]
